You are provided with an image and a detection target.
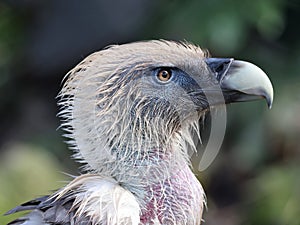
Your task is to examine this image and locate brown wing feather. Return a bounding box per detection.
[5,195,90,225]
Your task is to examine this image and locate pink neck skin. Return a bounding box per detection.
[140,164,203,224]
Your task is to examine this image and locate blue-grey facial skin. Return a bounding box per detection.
[151,67,209,109]
[135,65,222,116]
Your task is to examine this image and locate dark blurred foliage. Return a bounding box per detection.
[1,0,300,224]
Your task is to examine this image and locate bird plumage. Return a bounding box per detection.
[6,40,273,225]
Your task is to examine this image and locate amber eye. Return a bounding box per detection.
[157,69,172,82]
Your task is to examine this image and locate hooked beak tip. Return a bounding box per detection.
[219,60,274,108]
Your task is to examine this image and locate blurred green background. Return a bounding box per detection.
[0,0,299,224]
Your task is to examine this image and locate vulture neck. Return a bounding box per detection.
[106,137,204,224]
[75,110,204,223]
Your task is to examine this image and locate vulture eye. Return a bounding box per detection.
[157,69,172,82]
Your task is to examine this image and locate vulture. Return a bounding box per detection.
[5,40,273,225]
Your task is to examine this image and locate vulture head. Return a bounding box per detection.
[59,40,272,171]
[7,40,273,225]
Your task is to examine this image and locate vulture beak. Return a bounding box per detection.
[205,58,274,108]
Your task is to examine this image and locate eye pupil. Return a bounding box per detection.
[161,71,168,78]
[157,69,172,82]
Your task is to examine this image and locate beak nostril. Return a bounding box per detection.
[216,64,224,73]
[205,58,233,81]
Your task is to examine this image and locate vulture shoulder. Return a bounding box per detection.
[5,174,140,225]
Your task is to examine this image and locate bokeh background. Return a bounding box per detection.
[1,0,300,224]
